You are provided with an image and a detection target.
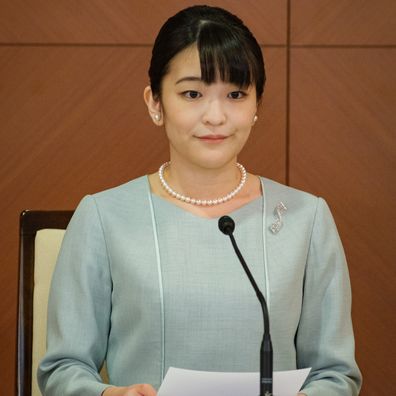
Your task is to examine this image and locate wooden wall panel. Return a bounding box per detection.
[240,47,287,182]
[0,0,286,45]
[289,48,396,395]
[291,0,396,45]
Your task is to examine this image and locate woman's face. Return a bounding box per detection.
[146,45,258,170]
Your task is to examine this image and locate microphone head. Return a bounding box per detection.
[218,216,235,235]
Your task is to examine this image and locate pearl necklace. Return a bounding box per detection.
[158,162,247,206]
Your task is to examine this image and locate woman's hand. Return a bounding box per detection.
[102,384,157,396]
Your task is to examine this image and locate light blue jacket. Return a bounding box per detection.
[38,176,362,395]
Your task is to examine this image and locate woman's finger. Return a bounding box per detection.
[126,383,157,396]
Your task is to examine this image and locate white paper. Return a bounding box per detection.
[158,366,311,396]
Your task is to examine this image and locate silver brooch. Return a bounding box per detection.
[270,201,287,234]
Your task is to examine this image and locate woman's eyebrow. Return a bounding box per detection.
[175,76,202,84]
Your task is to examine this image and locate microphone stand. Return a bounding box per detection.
[219,216,273,396]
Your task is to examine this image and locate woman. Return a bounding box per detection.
[38,5,362,396]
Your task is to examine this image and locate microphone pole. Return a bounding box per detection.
[218,215,273,396]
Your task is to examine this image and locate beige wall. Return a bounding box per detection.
[0,1,395,394]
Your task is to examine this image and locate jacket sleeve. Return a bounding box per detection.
[296,198,362,395]
[37,195,113,396]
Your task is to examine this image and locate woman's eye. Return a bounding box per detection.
[182,91,201,99]
[228,91,246,99]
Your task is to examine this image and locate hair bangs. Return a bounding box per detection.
[197,22,255,89]
[149,5,265,100]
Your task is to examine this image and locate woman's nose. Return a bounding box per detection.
[202,100,226,125]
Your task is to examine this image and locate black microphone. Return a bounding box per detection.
[218,215,273,396]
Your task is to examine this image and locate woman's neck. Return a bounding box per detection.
[164,159,242,201]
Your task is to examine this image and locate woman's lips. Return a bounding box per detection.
[197,134,228,142]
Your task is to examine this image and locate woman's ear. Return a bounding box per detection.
[143,86,163,126]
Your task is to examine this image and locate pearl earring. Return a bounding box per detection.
[153,114,161,122]
[253,115,258,124]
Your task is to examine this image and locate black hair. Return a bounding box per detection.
[148,5,265,101]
